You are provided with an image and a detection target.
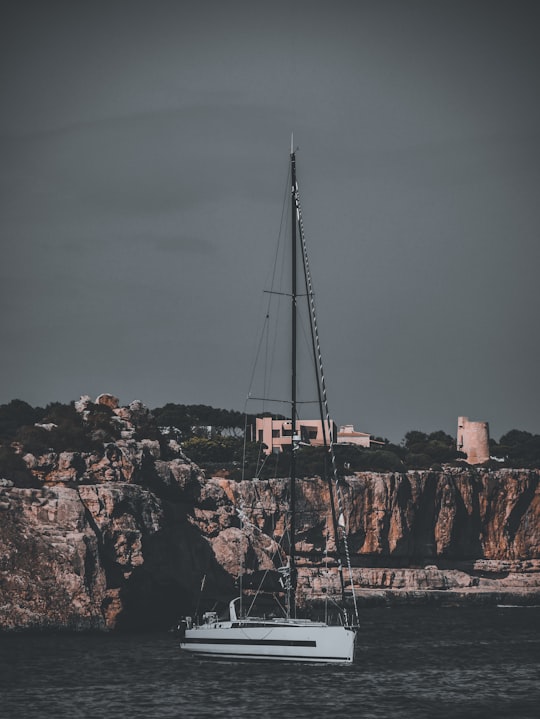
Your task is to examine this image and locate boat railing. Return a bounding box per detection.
[202,611,219,625]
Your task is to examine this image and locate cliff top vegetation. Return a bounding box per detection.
[0,399,539,487]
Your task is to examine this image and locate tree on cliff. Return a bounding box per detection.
[181,436,244,464]
[0,445,39,487]
[403,430,465,468]
[151,403,246,438]
[491,430,540,468]
[2,398,540,481]
[0,399,45,440]
[43,402,110,451]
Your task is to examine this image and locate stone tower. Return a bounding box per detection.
[457,416,490,464]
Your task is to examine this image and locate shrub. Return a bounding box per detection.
[14,425,51,455]
[0,400,44,440]
[0,445,40,487]
[182,436,244,464]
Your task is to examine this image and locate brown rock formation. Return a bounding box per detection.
[0,396,234,631]
[207,471,484,561]
[203,469,540,607]
[0,397,539,631]
[0,481,232,631]
[95,393,120,410]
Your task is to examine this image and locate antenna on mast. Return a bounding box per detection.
[290,132,294,155]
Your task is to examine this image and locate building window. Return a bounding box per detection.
[272,429,280,438]
[258,430,263,442]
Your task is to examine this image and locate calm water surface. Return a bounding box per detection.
[1,606,539,718]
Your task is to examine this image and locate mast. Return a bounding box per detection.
[290,140,297,618]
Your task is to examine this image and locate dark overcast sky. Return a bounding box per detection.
[1,0,539,442]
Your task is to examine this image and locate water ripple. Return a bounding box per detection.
[1,606,539,718]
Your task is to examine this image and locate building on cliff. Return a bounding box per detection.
[255,418,375,454]
[457,416,490,464]
[336,424,373,447]
[255,417,337,454]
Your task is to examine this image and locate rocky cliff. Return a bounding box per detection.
[200,470,540,608]
[1,397,539,631]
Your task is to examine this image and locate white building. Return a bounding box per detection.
[336,424,372,447]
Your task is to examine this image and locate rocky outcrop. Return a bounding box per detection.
[200,470,540,607]
[0,481,233,631]
[0,397,233,631]
[1,397,539,631]
[198,469,539,563]
[0,485,108,631]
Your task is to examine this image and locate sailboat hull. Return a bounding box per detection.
[180,621,356,664]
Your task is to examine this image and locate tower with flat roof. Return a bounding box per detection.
[457,416,490,464]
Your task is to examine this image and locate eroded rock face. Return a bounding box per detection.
[206,469,540,606]
[0,486,108,631]
[216,469,537,563]
[0,482,231,631]
[1,397,539,631]
[0,396,225,631]
[336,468,539,562]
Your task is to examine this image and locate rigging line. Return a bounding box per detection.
[266,224,288,403]
[237,492,290,617]
[263,162,292,407]
[244,312,271,405]
[272,447,281,480]
[241,413,266,482]
[294,193,344,606]
[266,161,291,296]
[264,290,308,297]
[241,413,249,482]
[265,158,295,407]
[244,162,290,414]
[295,302,323,406]
[298,212,345,603]
[263,304,270,412]
[265,259,285,409]
[238,165,294,619]
[255,446,268,479]
[245,533,289,617]
[247,396,290,404]
[296,190,360,627]
[248,397,320,405]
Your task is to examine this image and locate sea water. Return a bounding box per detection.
[0,606,539,718]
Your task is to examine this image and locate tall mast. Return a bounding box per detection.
[290,141,297,618]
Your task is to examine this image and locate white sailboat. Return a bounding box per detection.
[180,597,355,664]
[180,140,358,664]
